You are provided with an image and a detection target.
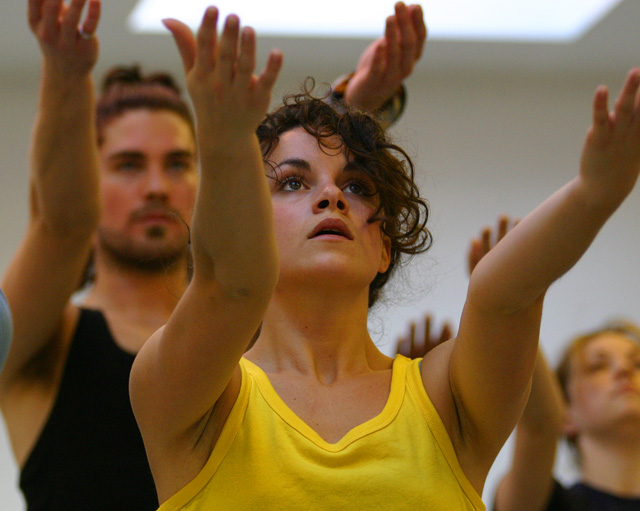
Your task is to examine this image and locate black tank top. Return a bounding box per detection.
[19,308,159,510]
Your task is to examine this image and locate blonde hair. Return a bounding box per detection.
[556,319,640,449]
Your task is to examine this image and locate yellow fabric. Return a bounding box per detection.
[158,355,485,511]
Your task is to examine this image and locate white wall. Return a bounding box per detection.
[1,62,639,509]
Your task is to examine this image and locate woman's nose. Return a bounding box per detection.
[313,183,348,214]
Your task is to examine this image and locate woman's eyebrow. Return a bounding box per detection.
[276,158,311,171]
[343,160,375,176]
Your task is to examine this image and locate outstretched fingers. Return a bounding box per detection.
[255,49,283,97]
[613,69,640,123]
[409,4,427,61]
[196,7,220,73]
[60,0,89,44]
[395,2,418,74]
[28,0,46,32]
[590,86,611,144]
[80,0,100,37]
[235,27,256,90]
[383,14,400,74]
[423,315,432,348]
[481,226,492,256]
[468,216,515,275]
[581,69,640,207]
[217,15,240,83]
[41,0,63,40]
[496,215,510,243]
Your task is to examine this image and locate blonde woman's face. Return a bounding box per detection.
[565,333,640,437]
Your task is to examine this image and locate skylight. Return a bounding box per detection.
[128,0,623,42]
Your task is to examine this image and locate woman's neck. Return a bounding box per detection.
[580,424,640,497]
[246,284,389,383]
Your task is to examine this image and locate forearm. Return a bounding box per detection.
[450,177,618,454]
[469,176,618,315]
[191,132,279,296]
[331,73,405,129]
[30,65,100,237]
[521,351,566,430]
[494,352,565,511]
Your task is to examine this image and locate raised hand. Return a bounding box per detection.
[397,215,518,359]
[396,314,453,359]
[28,0,100,74]
[580,69,640,206]
[163,7,282,137]
[344,2,426,113]
[467,215,517,275]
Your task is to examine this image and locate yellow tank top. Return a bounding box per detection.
[158,355,485,510]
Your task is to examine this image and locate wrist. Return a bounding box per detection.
[330,72,406,128]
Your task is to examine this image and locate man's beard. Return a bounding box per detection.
[97,224,190,274]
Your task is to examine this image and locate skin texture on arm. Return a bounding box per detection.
[0,0,101,394]
[469,216,567,511]
[422,70,640,494]
[395,216,512,360]
[494,351,566,511]
[129,8,281,500]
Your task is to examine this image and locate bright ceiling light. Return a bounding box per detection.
[128,0,623,42]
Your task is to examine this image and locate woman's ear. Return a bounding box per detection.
[378,235,392,274]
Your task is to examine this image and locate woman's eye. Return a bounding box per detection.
[281,177,304,191]
[345,180,373,196]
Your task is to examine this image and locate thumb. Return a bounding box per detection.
[163,18,196,73]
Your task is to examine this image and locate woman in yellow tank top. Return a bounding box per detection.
[130,6,640,511]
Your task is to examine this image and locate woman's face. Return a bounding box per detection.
[565,333,640,438]
[266,127,391,294]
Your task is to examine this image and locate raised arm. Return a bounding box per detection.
[332,2,426,127]
[130,7,281,489]
[0,0,101,392]
[423,70,640,492]
[396,216,512,359]
[469,218,567,511]
[494,351,566,511]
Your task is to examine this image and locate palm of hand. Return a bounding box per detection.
[165,9,281,136]
[31,0,100,74]
[580,72,640,203]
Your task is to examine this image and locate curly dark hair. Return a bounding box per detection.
[257,85,431,307]
[96,65,194,145]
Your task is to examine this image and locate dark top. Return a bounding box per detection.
[544,480,640,511]
[19,308,158,511]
